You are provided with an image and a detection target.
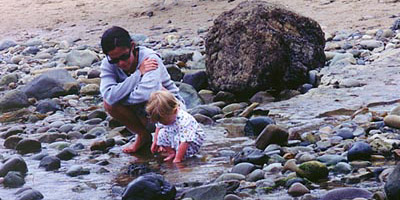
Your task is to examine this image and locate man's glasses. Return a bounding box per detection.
[107,47,132,64]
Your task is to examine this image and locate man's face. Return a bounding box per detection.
[107,45,134,72]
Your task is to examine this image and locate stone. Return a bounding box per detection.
[182,182,236,200]
[246,169,265,182]
[161,49,194,65]
[39,133,67,143]
[384,115,400,129]
[233,148,269,165]
[176,82,204,109]
[213,91,236,103]
[66,49,99,67]
[16,139,41,154]
[22,69,80,100]
[360,40,384,50]
[320,187,372,200]
[0,73,18,86]
[347,141,373,161]
[88,69,101,79]
[80,84,100,95]
[238,102,260,118]
[288,182,309,197]
[333,162,352,174]
[4,135,23,149]
[122,173,176,200]
[0,90,30,113]
[215,173,246,182]
[255,125,288,150]
[0,39,17,51]
[3,171,25,188]
[182,70,208,91]
[39,156,61,171]
[87,110,107,120]
[317,155,347,166]
[385,164,400,200]
[288,160,328,182]
[193,113,214,125]
[222,103,246,114]
[0,156,28,177]
[205,1,325,98]
[15,188,44,200]
[1,126,24,139]
[66,165,90,177]
[166,65,183,81]
[188,105,222,118]
[36,99,61,114]
[56,148,78,160]
[198,90,214,104]
[244,116,275,137]
[224,194,242,200]
[231,162,256,176]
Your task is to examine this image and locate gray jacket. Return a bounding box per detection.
[100,46,181,105]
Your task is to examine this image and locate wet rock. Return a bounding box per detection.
[22,69,80,100]
[233,148,269,165]
[39,133,67,143]
[16,139,41,154]
[0,156,28,177]
[1,126,24,139]
[176,82,204,109]
[384,115,400,129]
[66,165,90,177]
[224,194,242,200]
[182,182,235,200]
[384,164,400,200]
[3,171,25,188]
[188,105,222,118]
[288,182,309,197]
[122,173,176,200]
[333,162,352,174]
[182,70,208,91]
[320,187,372,200]
[317,155,346,166]
[255,125,288,150]
[127,163,153,177]
[218,117,247,136]
[347,141,373,161]
[66,49,99,67]
[88,110,107,120]
[193,113,214,125]
[244,116,275,137]
[249,91,275,103]
[284,159,328,182]
[0,73,18,86]
[15,188,44,200]
[0,90,30,113]
[214,91,236,103]
[36,99,61,114]
[59,124,74,133]
[87,127,107,137]
[39,156,61,171]
[31,152,49,161]
[246,169,265,182]
[167,65,183,81]
[4,135,23,149]
[231,162,256,176]
[56,148,78,160]
[215,173,246,182]
[80,84,100,95]
[206,1,325,98]
[0,39,17,51]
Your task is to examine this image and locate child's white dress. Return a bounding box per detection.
[156,109,204,157]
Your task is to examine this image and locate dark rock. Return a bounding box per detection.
[127,163,154,177]
[3,171,25,188]
[182,70,208,91]
[335,128,355,139]
[188,105,222,118]
[88,69,101,79]
[244,116,275,137]
[0,156,28,177]
[84,118,103,125]
[16,139,41,154]
[193,113,214,125]
[39,133,67,143]
[36,99,61,114]
[22,46,40,55]
[233,148,269,165]
[176,82,204,109]
[299,83,313,94]
[298,161,329,182]
[392,18,400,30]
[22,69,80,100]
[56,148,78,160]
[2,126,24,139]
[31,152,49,161]
[0,90,30,113]
[87,110,107,120]
[205,1,325,98]
[182,182,228,200]
[166,65,183,81]
[213,91,236,103]
[39,156,61,171]
[249,91,275,103]
[90,140,107,151]
[347,141,373,161]
[255,125,288,150]
[385,164,400,200]
[122,173,176,200]
[161,50,194,65]
[320,187,372,200]
[4,135,23,149]
[15,188,44,200]
[285,178,305,188]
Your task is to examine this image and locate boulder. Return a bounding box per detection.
[0,90,30,113]
[22,69,80,100]
[176,82,204,109]
[16,139,41,154]
[122,173,176,200]
[255,125,288,150]
[182,70,208,91]
[205,1,325,97]
[39,156,61,171]
[385,164,400,200]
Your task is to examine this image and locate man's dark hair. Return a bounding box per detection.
[101,26,132,55]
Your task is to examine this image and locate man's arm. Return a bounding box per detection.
[100,59,141,105]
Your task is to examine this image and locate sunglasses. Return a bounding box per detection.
[106,47,132,64]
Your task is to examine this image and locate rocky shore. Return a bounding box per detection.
[1,1,400,200]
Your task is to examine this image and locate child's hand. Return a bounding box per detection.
[151,142,159,154]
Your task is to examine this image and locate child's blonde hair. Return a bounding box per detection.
[146,90,179,122]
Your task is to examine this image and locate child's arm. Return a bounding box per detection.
[151,127,160,154]
[173,142,189,163]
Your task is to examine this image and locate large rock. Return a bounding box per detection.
[255,125,288,150]
[0,90,30,113]
[385,164,400,200]
[66,49,99,67]
[15,188,44,200]
[182,70,208,91]
[176,82,204,109]
[0,156,28,177]
[22,69,80,100]
[122,173,176,200]
[205,1,325,97]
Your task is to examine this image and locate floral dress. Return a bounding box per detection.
[156,109,204,158]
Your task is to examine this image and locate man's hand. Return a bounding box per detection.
[139,58,158,75]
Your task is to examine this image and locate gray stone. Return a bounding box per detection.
[182,70,208,91]
[0,156,28,177]
[320,187,372,200]
[333,162,352,174]
[385,164,400,200]
[0,73,18,86]
[231,162,256,176]
[0,90,30,113]
[288,182,309,197]
[16,139,41,154]
[39,133,67,143]
[3,171,25,188]
[360,40,384,50]
[122,173,176,200]
[39,156,61,171]
[36,99,61,114]
[4,136,23,149]
[215,173,246,182]
[206,1,325,97]
[80,84,100,95]
[317,155,346,166]
[66,49,99,67]
[188,105,222,118]
[0,39,17,51]
[176,82,204,109]
[66,165,90,177]
[183,182,229,200]
[15,188,44,200]
[246,169,265,182]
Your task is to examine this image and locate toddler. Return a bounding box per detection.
[146,91,204,163]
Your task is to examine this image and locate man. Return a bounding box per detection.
[100,26,183,153]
